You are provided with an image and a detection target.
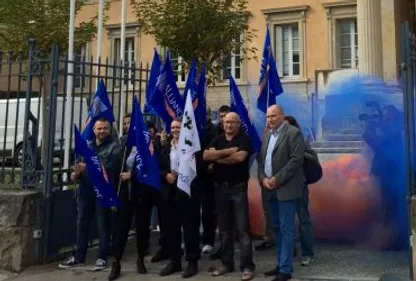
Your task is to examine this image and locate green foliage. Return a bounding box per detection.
[131,0,258,84]
[0,0,99,56]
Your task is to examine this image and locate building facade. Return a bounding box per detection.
[77,0,415,108]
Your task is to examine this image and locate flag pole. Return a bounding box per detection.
[119,0,127,135]
[63,0,76,189]
[96,0,104,82]
[116,147,128,197]
[266,24,271,109]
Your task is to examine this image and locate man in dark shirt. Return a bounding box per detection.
[203,112,255,281]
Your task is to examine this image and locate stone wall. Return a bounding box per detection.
[0,189,42,272]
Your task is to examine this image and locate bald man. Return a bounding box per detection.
[257,105,305,281]
[203,112,255,281]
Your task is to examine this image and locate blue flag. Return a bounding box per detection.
[74,125,120,208]
[257,26,283,113]
[82,79,115,141]
[183,59,197,102]
[229,76,262,153]
[144,49,161,115]
[149,51,184,132]
[195,63,207,135]
[127,96,161,189]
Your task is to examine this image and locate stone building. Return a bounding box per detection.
[76,0,416,108]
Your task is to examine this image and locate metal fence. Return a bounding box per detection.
[0,39,151,190]
[0,39,152,262]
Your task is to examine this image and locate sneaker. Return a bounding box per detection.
[94,258,107,271]
[201,245,213,255]
[300,256,314,266]
[58,256,82,269]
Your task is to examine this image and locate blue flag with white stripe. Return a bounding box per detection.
[82,79,115,141]
[127,96,161,189]
[195,63,207,135]
[230,75,262,153]
[257,26,283,113]
[149,51,184,132]
[144,49,161,115]
[74,125,120,208]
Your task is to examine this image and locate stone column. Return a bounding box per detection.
[357,0,384,77]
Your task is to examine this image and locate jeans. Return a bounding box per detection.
[296,185,314,257]
[215,182,255,271]
[261,187,275,243]
[269,194,297,275]
[75,194,111,262]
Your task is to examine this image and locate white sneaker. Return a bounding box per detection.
[201,244,213,255]
[93,258,107,271]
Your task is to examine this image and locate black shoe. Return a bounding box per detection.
[272,273,292,281]
[209,248,222,260]
[151,249,169,263]
[264,267,279,277]
[182,261,198,278]
[159,260,182,276]
[136,256,147,274]
[108,261,121,281]
[254,241,275,251]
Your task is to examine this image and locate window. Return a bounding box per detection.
[222,44,242,80]
[169,52,186,83]
[74,45,86,89]
[262,5,308,80]
[337,18,358,69]
[275,24,300,77]
[114,37,135,86]
[322,2,357,68]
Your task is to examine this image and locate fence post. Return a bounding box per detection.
[40,44,60,263]
[21,39,39,188]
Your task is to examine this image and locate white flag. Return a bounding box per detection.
[177,90,201,196]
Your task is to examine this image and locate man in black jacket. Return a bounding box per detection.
[158,119,201,278]
[200,108,221,255]
[108,122,164,280]
[59,118,123,271]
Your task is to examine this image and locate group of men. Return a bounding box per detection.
[58,103,315,281]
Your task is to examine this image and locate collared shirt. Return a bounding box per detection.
[170,141,180,173]
[264,122,285,178]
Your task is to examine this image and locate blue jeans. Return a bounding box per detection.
[269,194,297,275]
[297,185,314,257]
[75,194,112,262]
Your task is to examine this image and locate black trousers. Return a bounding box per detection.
[201,175,217,246]
[215,181,255,271]
[113,183,161,261]
[161,180,201,262]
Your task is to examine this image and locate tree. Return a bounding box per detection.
[0,0,98,55]
[131,0,258,84]
[0,0,100,168]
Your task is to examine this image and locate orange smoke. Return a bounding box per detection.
[309,154,382,243]
[247,154,386,245]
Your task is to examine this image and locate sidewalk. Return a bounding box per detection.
[2,240,409,281]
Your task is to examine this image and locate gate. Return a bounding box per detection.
[401,21,416,280]
[0,39,150,263]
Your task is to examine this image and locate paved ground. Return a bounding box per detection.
[3,240,410,281]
